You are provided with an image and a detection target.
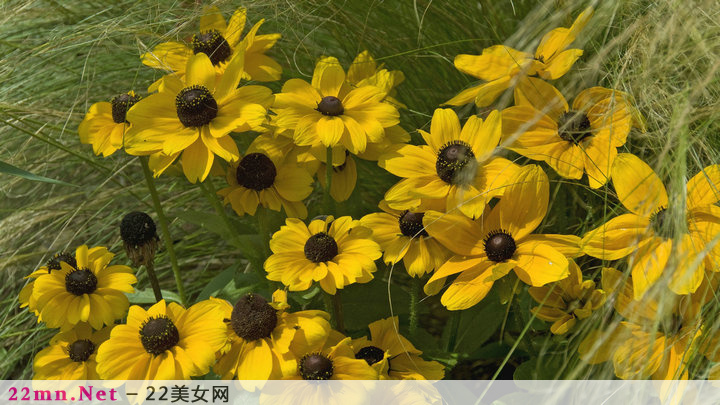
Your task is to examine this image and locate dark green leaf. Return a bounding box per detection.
[0,160,75,187]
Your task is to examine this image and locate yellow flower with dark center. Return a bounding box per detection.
[502,85,644,188]
[20,250,84,315]
[445,7,593,107]
[33,323,113,380]
[283,337,378,380]
[95,299,226,380]
[361,201,450,283]
[212,290,331,385]
[422,165,581,310]
[124,51,272,183]
[264,215,382,294]
[578,268,715,380]
[581,154,720,298]
[271,56,400,155]
[31,245,136,330]
[529,259,605,334]
[380,108,520,219]
[142,6,281,87]
[78,90,140,157]
[352,317,445,380]
[217,136,314,218]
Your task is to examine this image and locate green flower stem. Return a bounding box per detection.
[144,260,163,302]
[140,156,187,306]
[409,277,422,337]
[445,310,462,352]
[323,291,345,334]
[324,146,334,213]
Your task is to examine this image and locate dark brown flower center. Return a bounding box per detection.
[140,316,180,355]
[175,85,218,127]
[68,339,95,362]
[236,153,277,191]
[558,110,591,144]
[398,211,428,237]
[304,232,339,263]
[355,345,385,366]
[484,230,516,262]
[317,96,344,116]
[110,93,141,124]
[65,269,98,296]
[47,252,77,272]
[120,211,158,248]
[191,30,232,66]
[228,293,278,341]
[299,353,334,380]
[436,141,476,185]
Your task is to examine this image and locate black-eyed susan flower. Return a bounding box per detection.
[582,154,720,298]
[217,136,314,218]
[96,299,226,380]
[578,268,713,380]
[124,51,272,183]
[352,317,445,380]
[264,216,382,294]
[212,290,331,384]
[422,165,581,310]
[78,91,140,157]
[284,337,378,380]
[502,86,644,188]
[271,56,400,155]
[346,50,405,108]
[142,6,281,87]
[33,323,113,380]
[32,245,136,330]
[19,251,80,315]
[445,7,593,107]
[361,201,450,285]
[529,259,605,334]
[380,108,520,219]
[120,211,159,267]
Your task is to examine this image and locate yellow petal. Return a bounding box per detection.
[631,239,672,300]
[581,214,651,260]
[611,153,668,217]
[513,242,569,286]
[454,45,532,81]
[182,137,214,183]
[423,210,485,256]
[513,77,568,121]
[687,165,720,210]
[185,53,216,92]
[199,6,227,33]
[486,165,548,240]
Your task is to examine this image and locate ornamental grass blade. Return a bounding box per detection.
[0,160,76,187]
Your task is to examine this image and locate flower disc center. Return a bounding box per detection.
[304,232,339,263]
[120,211,158,248]
[484,231,516,262]
[175,85,218,128]
[111,93,141,124]
[191,30,232,66]
[436,141,476,185]
[229,293,278,341]
[68,339,96,362]
[236,153,277,191]
[398,211,428,237]
[355,345,385,366]
[65,269,98,296]
[317,96,344,116]
[48,252,77,272]
[140,316,180,355]
[299,353,334,380]
[558,110,591,144]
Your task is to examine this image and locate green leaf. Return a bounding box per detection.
[341,276,412,331]
[197,266,237,301]
[513,356,563,380]
[126,288,183,304]
[0,160,75,186]
[446,289,505,354]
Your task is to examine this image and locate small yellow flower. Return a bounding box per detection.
[78,91,140,157]
[346,50,406,108]
[33,324,113,380]
[529,260,605,334]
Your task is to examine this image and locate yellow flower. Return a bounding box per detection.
[502,85,644,188]
[32,245,136,330]
[422,165,581,310]
[578,268,711,380]
[33,324,113,380]
[142,6,281,87]
[271,56,400,154]
[212,291,331,384]
[346,50,406,108]
[20,251,80,315]
[78,91,140,157]
[361,201,450,280]
[581,154,720,298]
[283,337,378,380]
[529,259,605,334]
[217,136,314,218]
[264,215,382,294]
[96,299,226,380]
[352,317,445,380]
[124,51,272,183]
[445,7,593,107]
[380,108,520,219]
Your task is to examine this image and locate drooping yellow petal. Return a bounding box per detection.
[513,77,568,121]
[422,211,485,256]
[581,214,652,260]
[185,53,216,92]
[486,165,548,241]
[199,6,228,33]
[611,153,668,217]
[631,239,672,300]
[181,137,214,183]
[686,165,720,210]
[513,241,569,287]
[454,45,533,81]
